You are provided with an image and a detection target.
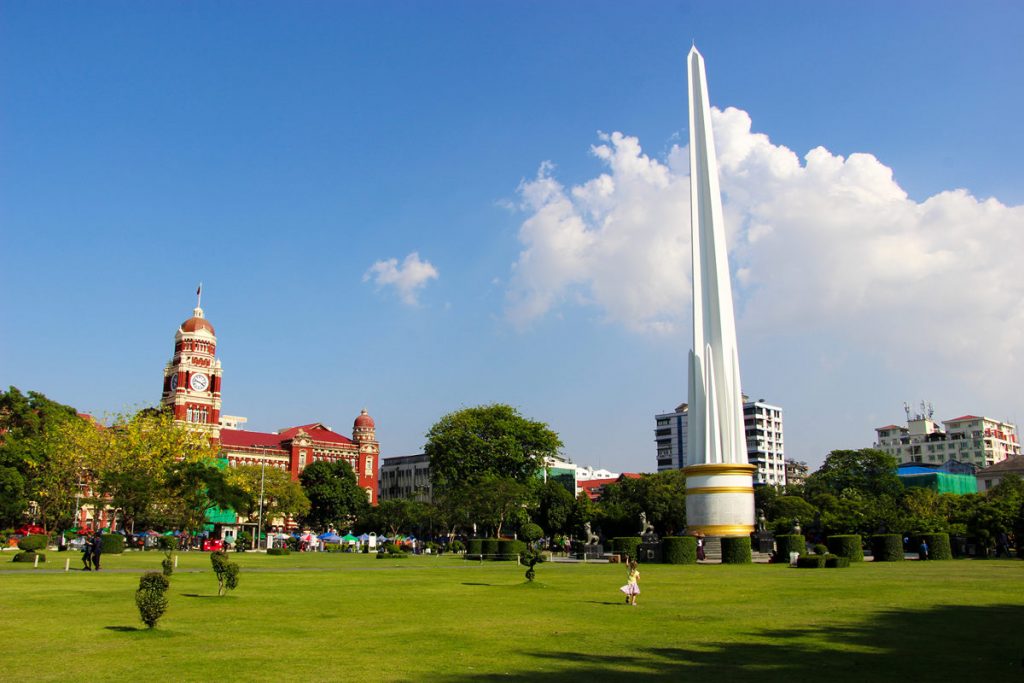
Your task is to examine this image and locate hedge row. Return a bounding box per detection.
[797,554,849,568]
[871,534,904,562]
[613,537,642,561]
[463,538,524,561]
[100,534,125,555]
[662,536,697,565]
[826,535,864,562]
[916,533,953,560]
[721,537,751,564]
[266,548,290,556]
[13,551,45,563]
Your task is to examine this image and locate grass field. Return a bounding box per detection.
[2,550,1023,681]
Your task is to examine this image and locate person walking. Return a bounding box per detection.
[81,533,94,571]
[696,533,706,561]
[91,531,103,571]
[620,559,641,606]
[918,539,929,561]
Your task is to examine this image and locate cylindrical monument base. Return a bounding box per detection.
[683,462,756,537]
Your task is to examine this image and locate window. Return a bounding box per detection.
[365,456,373,476]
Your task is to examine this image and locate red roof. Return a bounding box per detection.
[277,423,353,445]
[181,316,215,335]
[875,424,904,431]
[946,415,980,423]
[219,429,288,450]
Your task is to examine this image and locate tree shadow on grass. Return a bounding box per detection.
[103,626,174,637]
[181,593,220,599]
[437,604,1024,682]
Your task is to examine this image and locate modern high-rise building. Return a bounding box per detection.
[874,407,1020,469]
[655,397,786,486]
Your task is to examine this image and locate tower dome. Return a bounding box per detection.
[180,306,215,335]
[354,408,375,430]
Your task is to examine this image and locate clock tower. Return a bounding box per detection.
[161,290,223,440]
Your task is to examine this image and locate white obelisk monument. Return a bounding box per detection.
[683,46,756,538]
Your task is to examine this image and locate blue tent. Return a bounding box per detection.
[358,533,370,541]
[319,533,342,543]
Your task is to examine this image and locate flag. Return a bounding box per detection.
[197,283,202,297]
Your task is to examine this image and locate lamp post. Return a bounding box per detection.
[256,459,266,551]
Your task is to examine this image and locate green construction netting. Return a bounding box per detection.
[900,472,978,495]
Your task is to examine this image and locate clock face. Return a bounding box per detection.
[169,374,178,391]
[189,373,210,392]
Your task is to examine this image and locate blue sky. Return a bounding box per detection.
[3,2,1022,474]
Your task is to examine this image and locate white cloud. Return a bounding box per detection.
[507,107,1024,388]
[364,252,439,305]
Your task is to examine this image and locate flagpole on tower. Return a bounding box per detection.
[197,282,203,309]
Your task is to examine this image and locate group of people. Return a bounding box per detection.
[80,532,103,571]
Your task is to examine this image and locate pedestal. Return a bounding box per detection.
[683,462,756,537]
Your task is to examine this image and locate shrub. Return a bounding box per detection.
[449,539,465,554]
[161,557,174,577]
[135,572,169,629]
[871,534,904,562]
[210,551,240,595]
[662,536,697,565]
[825,555,850,568]
[613,537,642,561]
[100,534,125,555]
[519,523,543,543]
[465,539,483,559]
[813,543,828,556]
[797,555,827,568]
[18,535,48,552]
[376,551,409,559]
[916,533,953,561]
[827,535,864,562]
[774,534,805,562]
[481,538,500,560]
[721,537,752,564]
[497,539,525,561]
[234,531,252,552]
[157,536,179,552]
[267,548,290,556]
[13,551,45,563]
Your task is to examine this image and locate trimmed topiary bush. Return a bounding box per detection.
[497,539,526,561]
[449,539,465,554]
[100,534,125,555]
[827,534,864,562]
[210,550,240,595]
[774,534,805,562]
[813,543,828,556]
[465,539,482,559]
[613,537,642,561]
[916,533,952,561]
[13,551,45,563]
[18,535,49,552]
[825,555,850,568]
[721,537,752,564]
[135,572,169,628]
[481,538,500,560]
[871,534,904,562]
[267,547,290,556]
[797,555,827,568]
[519,523,543,543]
[662,536,697,564]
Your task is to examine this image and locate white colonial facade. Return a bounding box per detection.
[875,412,1021,469]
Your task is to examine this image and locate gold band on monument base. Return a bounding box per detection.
[687,486,754,495]
[686,524,754,537]
[682,463,757,476]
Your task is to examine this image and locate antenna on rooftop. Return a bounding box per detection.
[927,402,934,419]
[903,402,911,422]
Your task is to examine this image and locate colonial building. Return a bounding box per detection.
[655,397,786,486]
[874,408,1020,470]
[162,295,380,504]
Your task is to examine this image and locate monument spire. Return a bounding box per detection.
[683,46,755,540]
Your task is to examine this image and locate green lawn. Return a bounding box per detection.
[2,550,1022,681]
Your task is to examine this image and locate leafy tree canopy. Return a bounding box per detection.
[425,404,562,491]
[805,449,902,500]
[226,464,311,523]
[299,460,369,531]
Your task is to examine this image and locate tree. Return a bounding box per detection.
[164,461,252,533]
[534,479,575,536]
[425,404,562,491]
[0,467,27,528]
[23,415,102,532]
[598,470,688,536]
[462,474,533,538]
[226,464,311,524]
[371,498,419,539]
[95,409,217,532]
[805,449,902,500]
[299,460,369,531]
